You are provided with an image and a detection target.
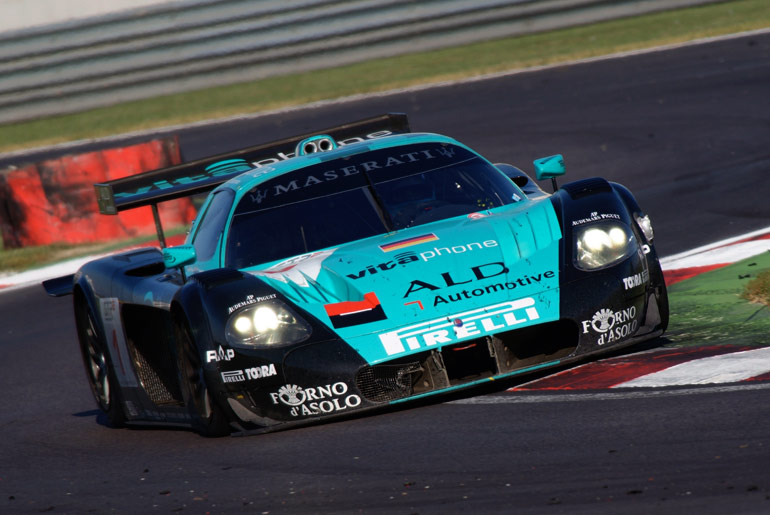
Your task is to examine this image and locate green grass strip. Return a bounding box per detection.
[1,0,768,153]
[666,251,770,347]
[0,226,187,273]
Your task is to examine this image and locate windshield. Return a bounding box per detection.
[225,142,522,268]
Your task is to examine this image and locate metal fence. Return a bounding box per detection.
[0,0,727,124]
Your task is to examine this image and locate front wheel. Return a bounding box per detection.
[655,265,669,333]
[74,297,126,427]
[174,318,232,437]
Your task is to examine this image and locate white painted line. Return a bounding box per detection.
[661,239,770,270]
[0,252,113,292]
[660,224,770,268]
[614,347,770,388]
[450,381,770,404]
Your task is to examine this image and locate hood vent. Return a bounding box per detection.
[561,177,612,199]
[191,268,244,289]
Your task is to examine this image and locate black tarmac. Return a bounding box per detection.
[2,31,770,514]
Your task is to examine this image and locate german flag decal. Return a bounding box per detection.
[379,233,438,252]
[324,292,387,329]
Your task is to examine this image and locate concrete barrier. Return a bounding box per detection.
[0,137,195,248]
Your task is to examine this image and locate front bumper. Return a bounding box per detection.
[218,264,666,431]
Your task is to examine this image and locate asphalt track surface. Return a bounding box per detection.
[2,32,770,514]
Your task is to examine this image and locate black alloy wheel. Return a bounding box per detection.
[74,297,126,427]
[175,318,231,437]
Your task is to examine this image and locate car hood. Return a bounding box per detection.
[249,199,562,364]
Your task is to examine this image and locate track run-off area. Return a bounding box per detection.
[1,30,770,515]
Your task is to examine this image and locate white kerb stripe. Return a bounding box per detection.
[660,224,770,266]
[615,347,770,388]
[660,240,770,270]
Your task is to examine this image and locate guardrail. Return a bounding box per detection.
[0,0,726,124]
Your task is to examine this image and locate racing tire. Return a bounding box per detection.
[654,261,670,333]
[74,296,126,428]
[174,318,232,437]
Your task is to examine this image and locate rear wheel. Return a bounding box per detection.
[175,318,231,437]
[74,297,126,427]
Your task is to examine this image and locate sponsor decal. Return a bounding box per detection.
[249,147,456,206]
[572,211,622,226]
[467,212,489,220]
[346,252,418,279]
[622,270,649,291]
[254,249,336,287]
[249,189,269,204]
[404,262,509,298]
[324,292,387,329]
[418,240,498,262]
[112,130,396,199]
[581,306,638,346]
[432,270,555,307]
[379,298,541,356]
[402,260,555,307]
[221,364,278,384]
[99,298,138,387]
[348,240,499,281]
[270,382,362,418]
[206,346,235,363]
[221,370,246,383]
[379,233,439,253]
[404,300,424,310]
[245,364,278,380]
[227,293,278,314]
[248,167,361,205]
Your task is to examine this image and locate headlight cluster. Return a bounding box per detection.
[575,222,637,270]
[635,213,654,242]
[225,301,311,348]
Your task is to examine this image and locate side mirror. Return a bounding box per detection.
[533,154,565,192]
[162,245,197,269]
[533,154,565,180]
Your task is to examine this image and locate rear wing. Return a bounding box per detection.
[94,113,411,216]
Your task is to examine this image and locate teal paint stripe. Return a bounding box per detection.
[388,359,561,404]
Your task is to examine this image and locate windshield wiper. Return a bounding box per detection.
[361,170,394,232]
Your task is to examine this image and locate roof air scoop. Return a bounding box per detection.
[296,134,337,156]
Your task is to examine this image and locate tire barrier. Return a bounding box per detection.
[0,137,195,248]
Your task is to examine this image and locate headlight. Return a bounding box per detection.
[635,213,654,242]
[225,301,311,348]
[575,222,637,270]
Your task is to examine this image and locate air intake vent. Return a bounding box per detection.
[561,177,612,199]
[191,268,244,289]
[122,305,183,406]
[356,362,422,403]
[131,344,182,405]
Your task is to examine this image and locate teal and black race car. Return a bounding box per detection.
[44,113,668,436]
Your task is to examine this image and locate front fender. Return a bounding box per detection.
[170,267,345,427]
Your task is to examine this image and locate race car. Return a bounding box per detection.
[44,113,668,436]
